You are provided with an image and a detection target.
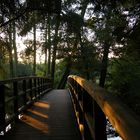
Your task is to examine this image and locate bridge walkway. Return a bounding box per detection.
[4,90,81,140]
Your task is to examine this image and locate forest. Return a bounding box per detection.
[0,0,140,117]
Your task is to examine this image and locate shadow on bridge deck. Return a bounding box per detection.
[4,90,82,140]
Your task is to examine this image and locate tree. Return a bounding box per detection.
[33,12,37,75]
[51,14,61,83]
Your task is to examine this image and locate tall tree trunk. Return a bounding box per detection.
[99,42,110,87]
[81,0,89,18]
[51,15,60,84]
[44,45,48,75]
[8,23,14,78]
[47,14,51,76]
[33,23,36,75]
[79,34,90,80]
[13,21,18,77]
[94,42,110,140]
[44,20,48,76]
[79,1,89,79]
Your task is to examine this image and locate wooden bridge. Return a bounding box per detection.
[0,75,140,140]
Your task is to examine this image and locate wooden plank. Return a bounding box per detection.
[4,90,82,140]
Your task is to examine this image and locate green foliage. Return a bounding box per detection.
[75,40,100,79]
[109,57,140,115]
[62,12,84,34]
[85,0,140,114]
[54,59,67,88]
[36,64,46,76]
[0,63,7,80]
[17,63,32,76]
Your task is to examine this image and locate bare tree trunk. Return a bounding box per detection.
[51,15,60,84]
[47,14,51,76]
[44,46,47,65]
[33,23,36,75]
[99,42,110,87]
[44,20,48,76]
[13,21,18,77]
[8,23,14,78]
[79,1,89,79]
[79,34,90,80]
[9,49,14,77]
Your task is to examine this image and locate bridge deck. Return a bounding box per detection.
[4,90,82,140]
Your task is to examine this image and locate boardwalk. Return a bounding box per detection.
[4,90,82,140]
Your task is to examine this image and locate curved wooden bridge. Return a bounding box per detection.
[0,75,140,140]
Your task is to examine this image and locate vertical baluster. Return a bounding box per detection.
[46,79,48,89]
[39,78,41,96]
[23,80,27,107]
[39,78,41,95]
[94,102,107,140]
[78,87,83,126]
[41,78,43,95]
[38,78,40,98]
[0,84,5,134]
[83,91,94,140]
[44,79,46,91]
[34,78,37,100]
[13,81,18,119]
[43,79,45,93]
[29,78,33,101]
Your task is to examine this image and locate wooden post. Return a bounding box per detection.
[39,78,41,96]
[23,80,27,106]
[43,79,45,92]
[13,81,18,119]
[37,78,40,98]
[45,79,47,89]
[94,102,107,140]
[0,84,5,134]
[41,78,43,94]
[34,78,37,99]
[29,79,33,101]
[83,117,93,140]
[83,92,93,116]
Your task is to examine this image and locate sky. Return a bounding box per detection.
[16,30,45,63]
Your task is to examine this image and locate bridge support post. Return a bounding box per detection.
[23,80,27,106]
[0,84,5,135]
[29,79,33,101]
[94,101,107,140]
[37,78,40,98]
[34,78,37,100]
[13,81,19,119]
[83,91,94,140]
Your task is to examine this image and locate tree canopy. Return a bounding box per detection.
[0,0,140,117]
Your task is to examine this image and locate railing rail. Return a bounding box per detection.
[67,75,140,140]
[0,76,52,135]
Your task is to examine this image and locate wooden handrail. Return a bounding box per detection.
[67,75,140,140]
[0,76,52,135]
[0,76,52,85]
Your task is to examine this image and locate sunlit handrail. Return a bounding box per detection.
[67,75,140,140]
[0,76,52,135]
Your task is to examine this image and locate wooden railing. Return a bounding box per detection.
[67,75,140,140]
[0,76,52,135]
